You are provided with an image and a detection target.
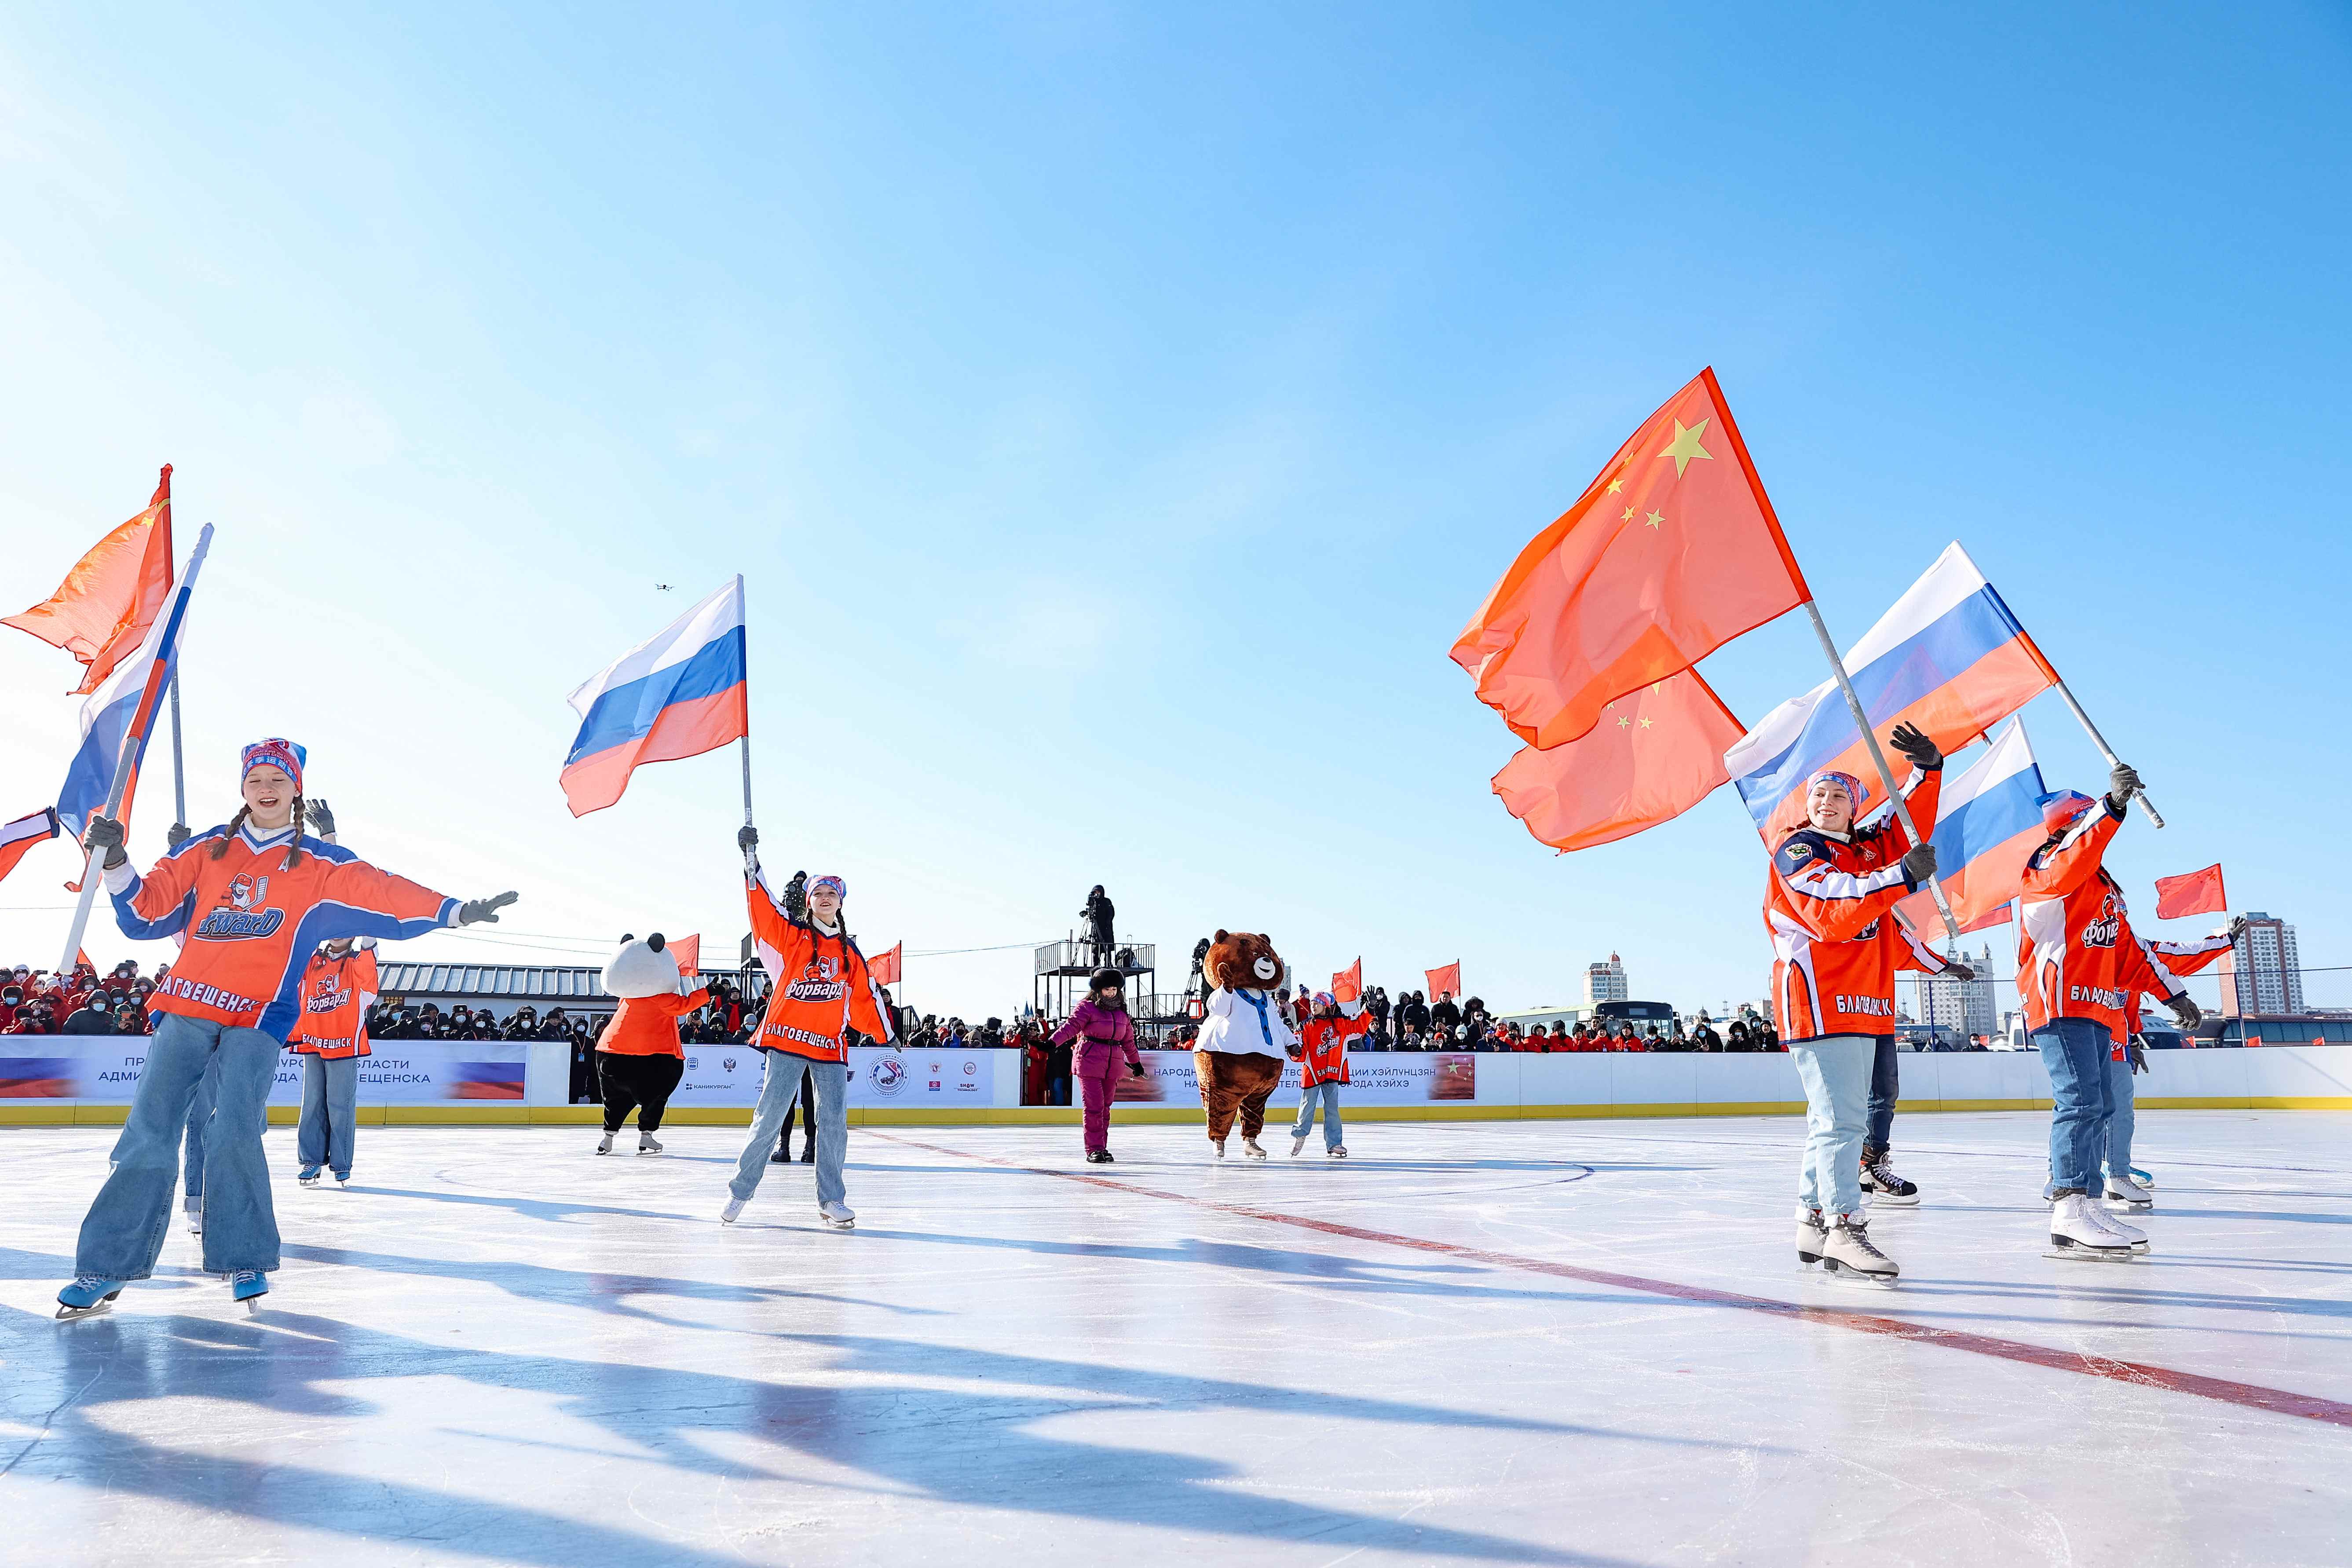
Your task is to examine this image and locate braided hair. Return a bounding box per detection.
[206,794,306,869]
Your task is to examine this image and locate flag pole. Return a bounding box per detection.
[168,668,187,833]
[2048,677,2164,829]
[1799,598,1963,943]
[736,574,757,876]
[60,524,216,972]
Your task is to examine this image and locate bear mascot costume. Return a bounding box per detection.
[594,932,710,1156]
[1193,929,1297,1159]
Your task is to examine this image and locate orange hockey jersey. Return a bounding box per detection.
[1764,767,1948,1043]
[599,983,711,1058]
[110,821,457,1042]
[1296,1006,1373,1086]
[290,943,379,1059]
[744,858,895,1064]
[2013,800,2183,1038]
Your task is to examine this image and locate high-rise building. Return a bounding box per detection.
[2218,913,2302,1015]
[1584,953,1628,1007]
[1916,943,1999,1040]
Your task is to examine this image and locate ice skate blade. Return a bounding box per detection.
[1817,1261,1898,1288]
[2103,1197,2154,1212]
[55,1299,118,1321]
[2045,1239,2138,1261]
[1867,1192,1920,1208]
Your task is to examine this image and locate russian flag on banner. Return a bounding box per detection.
[56,592,187,841]
[1725,543,2056,843]
[562,577,749,817]
[1894,719,2048,934]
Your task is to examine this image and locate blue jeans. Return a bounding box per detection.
[730,1053,848,1208]
[299,1053,360,1177]
[2034,1018,2115,1194]
[79,1012,283,1279]
[1863,1034,1899,1158]
[182,1055,220,1199]
[1291,1081,1343,1148]
[1788,1036,1873,1217]
[2101,1054,2135,1178]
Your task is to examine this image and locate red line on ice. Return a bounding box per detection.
[872,1131,2352,1431]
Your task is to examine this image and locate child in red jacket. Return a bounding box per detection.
[1290,992,1372,1158]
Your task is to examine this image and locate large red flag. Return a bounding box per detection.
[4,466,176,695]
[2154,865,2227,920]
[667,934,702,981]
[1492,669,1744,852]
[1331,958,1362,1005]
[869,942,903,987]
[1451,371,1807,750]
[1425,962,1461,1002]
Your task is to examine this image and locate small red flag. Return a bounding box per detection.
[1451,370,1807,750]
[1492,669,1744,852]
[668,934,702,980]
[1331,958,1362,1005]
[869,942,903,987]
[1425,961,1461,1002]
[4,466,176,694]
[2154,864,2227,921]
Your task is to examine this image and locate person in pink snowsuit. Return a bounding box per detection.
[1051,968,1145,1164]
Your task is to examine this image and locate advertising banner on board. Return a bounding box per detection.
[0,1042,528,1104]
[1112,1049,1481,1104]
[667,1045,1017,1108]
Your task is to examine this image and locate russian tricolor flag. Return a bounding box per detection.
[1895,719,2048,934]
[1725,544,2056,843]
[562,577,749,817]
[56,589,187,841]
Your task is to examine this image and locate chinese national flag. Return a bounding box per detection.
[869,942,903,987]
[4,466,176,695]
[2154,864,2227,921]
[1425,961,1461,1002]
[1451,370,1807,749]
[1331,958,1362,1005]
[1491,668,1745,852]
[668,933,702,980]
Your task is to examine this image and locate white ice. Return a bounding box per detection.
[3,1112,2348,1567]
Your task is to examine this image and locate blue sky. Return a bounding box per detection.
[2,3,2347,1018]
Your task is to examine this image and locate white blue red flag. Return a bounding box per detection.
[562,577,749,817]
[1724,543,2056,843]
[0,807,61,887]
[1894,719,2048,934]
[56,585,191,841]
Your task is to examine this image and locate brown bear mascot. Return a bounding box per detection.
[1193,930,1298,1158]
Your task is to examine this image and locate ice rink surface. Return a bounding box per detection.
[4,1111,2348,1568]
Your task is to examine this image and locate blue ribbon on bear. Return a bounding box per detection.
[1237,989,1273,1047]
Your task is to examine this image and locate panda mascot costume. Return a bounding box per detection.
[595,933,710,1155]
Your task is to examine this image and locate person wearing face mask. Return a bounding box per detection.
[721,828,896,1230]
[55,739,516,1319]
[1762,724,1953,1288]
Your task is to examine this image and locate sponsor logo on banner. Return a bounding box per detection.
[871,1057,907,1096]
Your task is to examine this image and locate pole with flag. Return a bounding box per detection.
[58,524,215,972]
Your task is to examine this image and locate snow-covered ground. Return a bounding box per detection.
[4,1112,2348,1567]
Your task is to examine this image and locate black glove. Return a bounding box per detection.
[457,891,519,925]
[2107,762,2142,811]
[83,815,127,870]
[165,822,191,850]
[305,798,337,837]
[1130,1060,1145,1078]
[2167,993,2201,1032]
[1941,959,1976,982]
[782,870,808,923]
[1900,843,1938,885]
[1888,721,1942,771]
[2228,916,2248,945]
[2125,1036,2148,1074]
[737,824,758,853]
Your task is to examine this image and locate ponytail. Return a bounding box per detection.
[282,794,305,870]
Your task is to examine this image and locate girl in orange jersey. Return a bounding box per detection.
[289,932,377,1187]
[57,738,516,1319]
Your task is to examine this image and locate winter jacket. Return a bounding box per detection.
[1050,1000,1142,1077]
[2013,800,2182,1038]
[743,855,894,1063]
[1296,1004,1372,1085]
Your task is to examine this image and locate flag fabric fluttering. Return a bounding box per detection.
[4,465,176,695]
[0,808,60,887]
[1725,543,2057,845]
[56,588,190,843]
[666,934,702,981]
[1450,369,1808,751]
[1331,958,1362,1005]
[1425,961,1461,1003]
[2154,864,2228,921]
[562,577,750,817]
[1892,719,2049,935]
[869,943,903,987]
[1492,668,1746,852]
